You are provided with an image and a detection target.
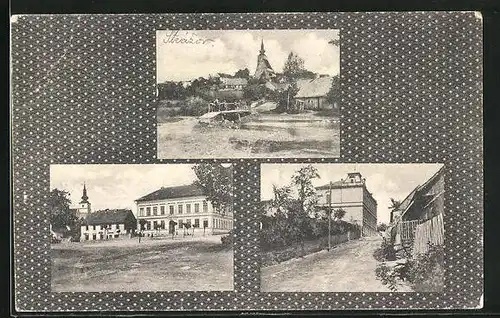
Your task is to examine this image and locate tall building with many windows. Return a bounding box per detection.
[315,172,378,236]
[135,184,233,235]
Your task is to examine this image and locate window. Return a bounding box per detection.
[146,207,151,216]
[178,204,183,214]
[85,225,89,231]
[194,203,200,213]
[147,221,151,230]
[139,207,144,216]
[194,219,200,228]
[169,205,174,215]
[153,206,158,216]
[93,225,96,230]
[186,204,191,214]
[203,220,208,228]
[178,220,183,229]
[160,220,165,229]
[153,220,158,229]
[203,201,208,213]
[116,223,120,230]
[160,206,165,215]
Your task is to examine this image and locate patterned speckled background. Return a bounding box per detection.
[11,12,483,312]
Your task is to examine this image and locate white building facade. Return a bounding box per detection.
[316,172,378,236]
[135,184,233,236]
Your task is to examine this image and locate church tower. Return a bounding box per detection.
[77,183,91,219]
[254,40,275,81]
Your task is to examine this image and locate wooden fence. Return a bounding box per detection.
[398,220,420,243]
[412,213,444,255]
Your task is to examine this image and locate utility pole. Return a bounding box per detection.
[328,181,332,252]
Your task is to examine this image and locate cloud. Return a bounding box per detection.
[50,164,199,216]
[157,30,340,82]
[291,32,339,75]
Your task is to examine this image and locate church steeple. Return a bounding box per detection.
[254,39,275,80]
[81,183,89,203]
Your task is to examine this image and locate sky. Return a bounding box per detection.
[50,164,215,217]
[156,29,340,83]
[260,163,444,225]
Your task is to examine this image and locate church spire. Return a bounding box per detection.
[81,182,89,202]
[260,39,265,55]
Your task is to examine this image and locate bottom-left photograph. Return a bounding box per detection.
[49,163,234,292]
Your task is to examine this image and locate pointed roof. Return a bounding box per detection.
[260,39,265,54]
[80,183,89,203]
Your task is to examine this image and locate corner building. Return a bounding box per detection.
[316,172,378,236]
[135,184,233,235]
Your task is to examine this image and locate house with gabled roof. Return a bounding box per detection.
[294,75,335,111]
[80,209,137,241]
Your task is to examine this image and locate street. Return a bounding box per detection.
[52,235,233,292]
[261,235,409,292]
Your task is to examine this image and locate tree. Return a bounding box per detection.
[192,164,233,213]
[290,165,321,253]
[234,68,250,79]
[328,38,340,46]
[271,184,293,214]
[326,75,340,108]
[49,189,77,229]
[388,198,402,223]
[333,208,346,221]
[139,219,147,231]
[157,81,188,100]
[283,52,305,78]
[291,164,320,215]
[377,223,388,232]
[274,80,300,113]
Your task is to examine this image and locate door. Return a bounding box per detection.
[169,220,177,234]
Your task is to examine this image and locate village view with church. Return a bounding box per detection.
[49,164,234,292]
[156,30,341,159]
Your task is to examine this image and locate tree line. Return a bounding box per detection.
[157,49,340,116]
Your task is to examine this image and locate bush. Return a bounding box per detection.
[221,231,232,247]
[375,243,444,292]
[373,239,397,262]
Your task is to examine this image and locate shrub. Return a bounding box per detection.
[375,243,444,292]
[221,231,233,247]
[373,239,397,262]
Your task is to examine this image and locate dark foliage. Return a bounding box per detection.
[192,164,233,213]
[375,243,444,292]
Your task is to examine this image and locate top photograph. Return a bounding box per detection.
[156,29,340,159]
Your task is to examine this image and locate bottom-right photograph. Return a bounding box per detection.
[260,163,445,293]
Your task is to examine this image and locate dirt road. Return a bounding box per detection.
[52,235,233,292]
[261,235,403,292]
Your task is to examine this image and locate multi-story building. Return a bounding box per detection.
[316,172,378,236]
[135,184,233,236]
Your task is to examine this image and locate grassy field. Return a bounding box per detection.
[51,235,233,292]
[157,111,340,159]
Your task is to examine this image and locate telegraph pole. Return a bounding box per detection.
[328,181,332,252]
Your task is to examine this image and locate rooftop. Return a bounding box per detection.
[295,76,333,98]
[136,184,206,203]
[84,209,135,225]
